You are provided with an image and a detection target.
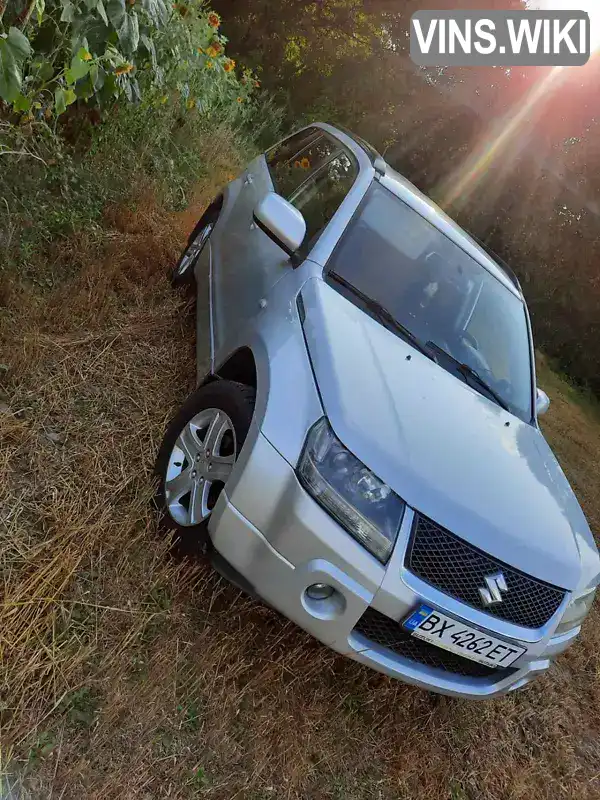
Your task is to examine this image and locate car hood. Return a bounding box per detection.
[301,277,598,591]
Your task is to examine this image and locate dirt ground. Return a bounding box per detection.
[1,181,600,800]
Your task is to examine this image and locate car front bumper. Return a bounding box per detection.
[208,430,579,699]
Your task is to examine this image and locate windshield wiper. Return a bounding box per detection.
[328,272,437,362]
[426,341,510,412]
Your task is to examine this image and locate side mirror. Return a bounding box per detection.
[253,192,306,257]
[536,387,550,417]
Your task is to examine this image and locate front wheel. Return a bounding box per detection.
[154,380,255,550]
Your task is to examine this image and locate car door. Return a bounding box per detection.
[210,127,346,359]
[287,149,358,253]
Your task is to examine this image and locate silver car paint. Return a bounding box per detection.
[208,434,579,698]
[254,192,307,253]
[300,276,596,592]
[187,122,599,697]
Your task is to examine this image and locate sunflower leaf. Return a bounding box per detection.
[106,0,126,29]
[67,49,92,84]
[0,33,28,104]
[117,11,139,55]
[7,28,32,61]
[60,1,76,22]
[13,93,31,112]
[96,0,109,26]
[54,86,77,115]
[140,0,169,27]
[140,33,157,68]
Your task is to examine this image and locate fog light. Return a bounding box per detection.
[306,583,335,601]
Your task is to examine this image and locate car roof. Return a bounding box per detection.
[318,122,522,299]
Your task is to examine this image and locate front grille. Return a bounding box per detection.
[406,513,566,629]
[354,607,516,680]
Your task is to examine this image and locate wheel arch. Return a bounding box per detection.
[214,347,257,390]
[199,342,268,436]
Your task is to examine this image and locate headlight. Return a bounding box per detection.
[555,587,596,635]
[298,418,405,563]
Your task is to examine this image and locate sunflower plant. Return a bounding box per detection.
[154,5,260,119]
[0,0,258,122]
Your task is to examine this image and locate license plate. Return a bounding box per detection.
[403,604,526,668]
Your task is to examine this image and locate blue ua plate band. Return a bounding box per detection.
[404,603,435,630]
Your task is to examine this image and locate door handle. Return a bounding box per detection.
[244,174,254,186]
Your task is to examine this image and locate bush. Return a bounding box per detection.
[0,1,283,275]
[0,87,282,275]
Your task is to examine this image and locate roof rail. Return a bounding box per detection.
[331,124,386,172]
[471,235,522,291]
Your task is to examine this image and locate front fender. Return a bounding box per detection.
[214,267,323,481]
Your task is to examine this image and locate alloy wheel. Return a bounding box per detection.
[164,407,236,526]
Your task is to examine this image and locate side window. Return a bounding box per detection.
[289,152,358,245]
[266,127,320,166]
[266,129,339,199]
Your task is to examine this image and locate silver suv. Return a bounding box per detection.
[155,123,599,699]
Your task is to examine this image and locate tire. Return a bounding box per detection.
[171,213,216,288]
[154,380,255,554]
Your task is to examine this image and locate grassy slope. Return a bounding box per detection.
[1,178,600,800]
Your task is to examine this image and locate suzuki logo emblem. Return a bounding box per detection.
[479,573,508,606]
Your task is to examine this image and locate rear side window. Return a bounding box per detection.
[266,128,339,199]
[290,151,358,244]
[266,127,320,166]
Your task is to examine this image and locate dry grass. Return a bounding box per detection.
[1,183,600,800]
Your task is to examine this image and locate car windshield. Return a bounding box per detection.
[325,182,534,422]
